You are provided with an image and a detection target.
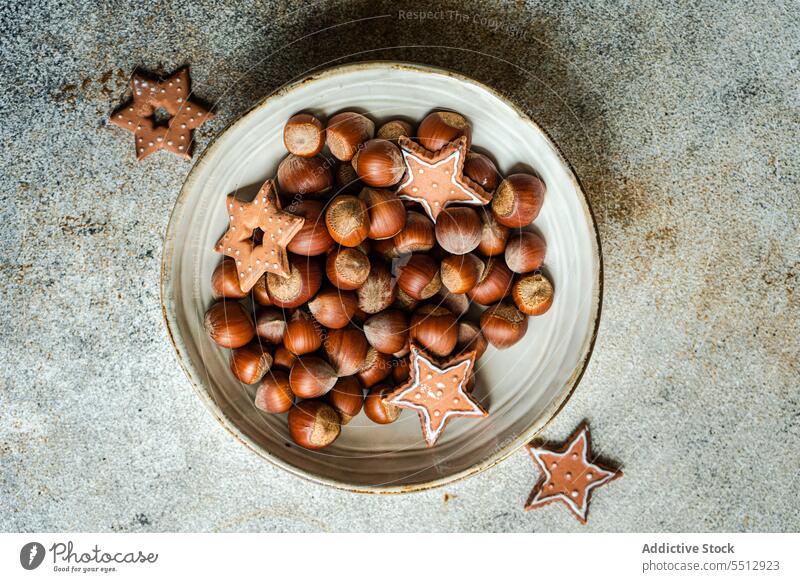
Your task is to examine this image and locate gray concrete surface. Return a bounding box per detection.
[1,0,798,532]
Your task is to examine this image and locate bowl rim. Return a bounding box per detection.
[160,60,603,494]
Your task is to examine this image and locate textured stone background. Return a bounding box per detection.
[1,0,798,532]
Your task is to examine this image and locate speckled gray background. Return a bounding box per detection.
[1,0,798,532]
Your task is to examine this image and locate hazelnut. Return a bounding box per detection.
[464,152,500,191]
[289,356,338,399]
[266,255,322,308]
[288,400,341,449]
[323,326,369,376]
[286,200,335,256]
[393,287,420,312]
[393,337,411,358]
[389,211,435,256]
[504,231,546,274]
[410,305,458,357]
[230,341,273,384]
[392,356,410,384]
[335,162,360,194]
[456,321,488,359]
[308,286,357,329]
[491,173,545,228]
[397,254,442,300]
[467,258,513,305]
[435,207,482,255]
[352,139,405,188]
[357,347,393,388]
[325,246,371,290]
[359,188,406,240]
[377,119,414,142]
[277,154,333,196]
[436,288,470,316]
[477,209,510,256]
[364,384,401,424]
[512,272,554,316]
[326,112,375,161]
[363,309,409,355]
[325,376,364,424]
[356,260,396,314]
[283,113,325,158]
[417,111,472,151]
[273,344,297,370]
[211,257,247,299]
[440,253,483,294]
[370,237,396,258]
[480,302,529,349]
[325,195,370,247]
[254,370,294,413]
[255,307,287,344]
[283,310,322,355]
[251,274,273,306]
[204,301,255,348]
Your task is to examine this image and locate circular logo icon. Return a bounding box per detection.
[20,542,45,570]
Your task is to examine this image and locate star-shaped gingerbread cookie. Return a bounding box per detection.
[525,422,621,524]
[213,179,304,291]
[396,135,491,222]
[384,344,486,446]
[110,68,213,160]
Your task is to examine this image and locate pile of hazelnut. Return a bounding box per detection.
[203,109,553,450]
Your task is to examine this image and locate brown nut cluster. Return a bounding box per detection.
[204,108,554,450]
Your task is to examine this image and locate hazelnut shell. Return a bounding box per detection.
[286,200,335,256]
[204,301,255,349]
[325,376,364,424]
[325,246,371,290]
[359,188,406,240]
[254,307,287,344]
[277,154,333,196]
[512,272,554,316]
[417,111,472,151]
[356,260,397,314]
[325,195,370,247]
[410,305,458,357]
[397,254,442,300]
[504,231,546,274]
[491,173,545,228]
[254,370,294,413]
[326,112,375,161]
[435,207,482,255]
[288,400,341,449]
[211,257,247,299]
[363,309,409,355]
[322,326,369,376]
[464,152,499,191]
[364,384,401,424]
[289,356,338,399]
[266,256,322,308]
[357,347,393,388]
[467,258,513,305]
[480,302,529,349]
[283,310,322,355]
[283,113,325,158]
[308,286,358,329]
[230,342,273,384]
[352,139,405,188]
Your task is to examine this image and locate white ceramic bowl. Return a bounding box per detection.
[161,62,601,493]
